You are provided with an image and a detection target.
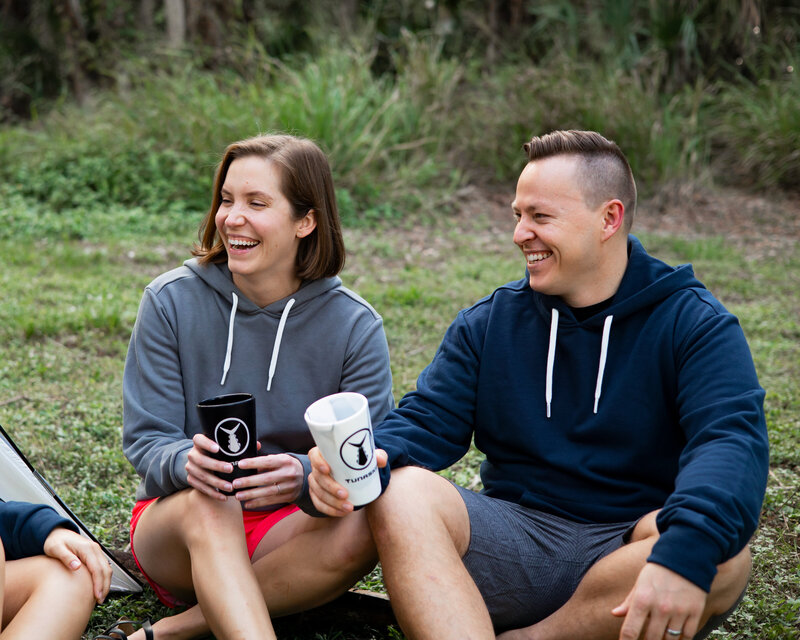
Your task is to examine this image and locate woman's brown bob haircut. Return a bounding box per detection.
[523,130,637,231]
[193,134,346,280]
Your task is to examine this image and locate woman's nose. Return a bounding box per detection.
[226,206,246,226]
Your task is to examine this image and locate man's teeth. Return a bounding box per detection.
[230,239,259,248]
[527,252,552,263]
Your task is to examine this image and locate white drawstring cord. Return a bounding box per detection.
[545,308,559,419]
[267,298,295,391]
[220,292,239,385]
[593,315,614,414]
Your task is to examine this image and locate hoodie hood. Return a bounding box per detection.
[184,258,341,316]
[184,258,342,390]
[534,236,706,326]
[532,236,707,416]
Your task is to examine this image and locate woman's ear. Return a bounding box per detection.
[296,209,317,238]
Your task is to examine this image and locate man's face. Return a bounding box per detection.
[512,155,608,307]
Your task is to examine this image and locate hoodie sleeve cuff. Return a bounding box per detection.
[647,525,723,592]
[3,502,79,559]
[173,448,191,489]
[350,462,391,511]
[287,454,391,516]
[287,453,325,518]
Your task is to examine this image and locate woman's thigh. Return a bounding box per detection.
[252,507,372,567]
[132,489,244,600]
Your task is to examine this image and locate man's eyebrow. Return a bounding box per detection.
[513,202,543,212]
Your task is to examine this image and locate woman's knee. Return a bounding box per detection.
[181,490,243,544]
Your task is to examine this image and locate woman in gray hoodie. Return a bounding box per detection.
[120,134,394,640]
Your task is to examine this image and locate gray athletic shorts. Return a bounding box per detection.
[455,485,746,636]
[455,484,635,631]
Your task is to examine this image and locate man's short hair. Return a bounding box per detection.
[523,130,637,230]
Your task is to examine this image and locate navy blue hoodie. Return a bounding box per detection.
[373,236,768,592]
[0,500,78,560]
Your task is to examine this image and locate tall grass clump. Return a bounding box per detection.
[709,70,800,190]
[453,57,709,192]
[0,32,466,233]
[1,9,799,236]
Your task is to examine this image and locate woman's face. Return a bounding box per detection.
[215,156,315,306]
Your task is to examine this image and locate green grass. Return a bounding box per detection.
[0,219,798,638]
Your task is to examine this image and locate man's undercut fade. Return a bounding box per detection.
[523,130,637,231]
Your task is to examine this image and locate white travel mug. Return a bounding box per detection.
[304,392,381,506]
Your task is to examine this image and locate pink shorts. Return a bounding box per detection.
[129,497,300,608]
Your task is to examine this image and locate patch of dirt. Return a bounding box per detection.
[457,183,800,259]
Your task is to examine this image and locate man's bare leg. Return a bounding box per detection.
[367,466,494,640]
[498,512,752,640]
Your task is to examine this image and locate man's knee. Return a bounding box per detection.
[367,466,448,524]
[710,545,751,610]
[367,466,470,555]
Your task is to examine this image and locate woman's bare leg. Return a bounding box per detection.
[132,506,376,640]
[131,489,275,640]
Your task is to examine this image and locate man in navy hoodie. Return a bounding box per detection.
[309,130,768,640]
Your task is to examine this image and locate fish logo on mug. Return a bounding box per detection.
[214,418,250,457]
[339,428,374,470]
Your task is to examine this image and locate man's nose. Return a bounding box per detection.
[513,219,534,245]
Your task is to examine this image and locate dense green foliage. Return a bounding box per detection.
[1,0,799,230]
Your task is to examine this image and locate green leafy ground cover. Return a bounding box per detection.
[0,200,797,638]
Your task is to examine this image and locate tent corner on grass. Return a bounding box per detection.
[0,423,141,595]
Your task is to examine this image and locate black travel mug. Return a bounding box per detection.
[196,393,258,491]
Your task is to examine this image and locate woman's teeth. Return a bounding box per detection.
[230,239,259,248]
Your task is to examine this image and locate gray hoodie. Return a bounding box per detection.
[122,258,394,513]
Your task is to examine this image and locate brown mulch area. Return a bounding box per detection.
[464,182,800,258]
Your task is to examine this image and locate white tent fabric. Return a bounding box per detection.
[0,424,142,594]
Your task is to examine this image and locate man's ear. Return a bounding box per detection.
[601,200,625,241]
[296,209,317,238]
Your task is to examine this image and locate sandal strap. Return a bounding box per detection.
[95,618,153,640]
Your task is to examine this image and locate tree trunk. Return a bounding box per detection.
[60,0,88,105]
[165,0,186,48]
[139,0,156,33]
